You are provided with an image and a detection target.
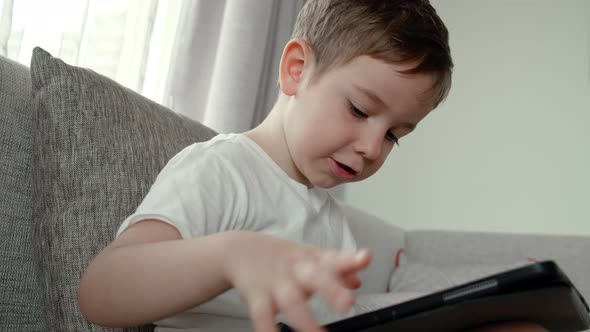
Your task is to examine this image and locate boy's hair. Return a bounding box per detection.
[291,0,453,107]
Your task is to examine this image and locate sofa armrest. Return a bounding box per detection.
[340,203,406,294]
[405,230,590,301]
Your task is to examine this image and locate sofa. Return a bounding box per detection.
[1,47,589,332]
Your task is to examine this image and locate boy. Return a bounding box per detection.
[78,1,547,331]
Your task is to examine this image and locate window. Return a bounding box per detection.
[2,0,185,104]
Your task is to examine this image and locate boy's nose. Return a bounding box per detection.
[354,131,383,160]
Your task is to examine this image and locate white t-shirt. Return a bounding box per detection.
[116,133,358,331]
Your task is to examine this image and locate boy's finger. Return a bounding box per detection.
[342,274,362,289]
[274,282,325,332]
[323,249,372,274]
[294,262,355,314]
[249,296,279,332]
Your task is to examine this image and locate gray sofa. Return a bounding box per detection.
[1,48,589,331]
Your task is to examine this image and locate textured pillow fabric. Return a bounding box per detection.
[30,47,217,331]
[0,56,46,331]
[389,248,534,294]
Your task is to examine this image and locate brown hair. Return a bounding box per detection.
[291,0,453,107]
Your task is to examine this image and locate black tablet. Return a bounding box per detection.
[279,261,590,332]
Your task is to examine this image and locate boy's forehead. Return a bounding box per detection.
[345,56,438,108]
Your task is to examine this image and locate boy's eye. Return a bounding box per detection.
[386,130,399,145]
[350,102,399,146]
[350,104,368,118]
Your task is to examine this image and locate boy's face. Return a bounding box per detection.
[283,55,435,188]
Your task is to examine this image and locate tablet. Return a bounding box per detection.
[278,261,590,332]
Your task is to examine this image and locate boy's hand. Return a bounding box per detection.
[223,231,372,332]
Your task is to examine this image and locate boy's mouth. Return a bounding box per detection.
[330,158,358,180]
[337,161,356,175]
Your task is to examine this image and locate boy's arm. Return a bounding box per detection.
[78,219,372,332]
[78,219,233,327]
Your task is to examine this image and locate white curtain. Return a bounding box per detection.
[0,0,304,133]
[0,0,12,55]
[1,0,166,95]
[167,0,304,133]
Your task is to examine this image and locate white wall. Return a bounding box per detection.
[345,0,590,235]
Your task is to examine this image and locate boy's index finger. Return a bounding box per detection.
[354,249,372,263]
[321,249,373,274]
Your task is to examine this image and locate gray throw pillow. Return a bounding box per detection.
[30,47,217,331]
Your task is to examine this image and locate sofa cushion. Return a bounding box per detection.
[0,55,46,331]
[388,248,533,294]
[30,47,217,331]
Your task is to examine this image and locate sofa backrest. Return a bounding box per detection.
[0,55,47,330]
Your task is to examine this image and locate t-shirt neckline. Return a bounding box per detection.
[231,133,327,201]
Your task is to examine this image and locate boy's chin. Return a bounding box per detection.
[311,177,348,189]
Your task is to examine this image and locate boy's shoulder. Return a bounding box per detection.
[179,133,249,157]
[169,133,259,171]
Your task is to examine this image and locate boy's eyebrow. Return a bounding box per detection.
[354,84,386,107]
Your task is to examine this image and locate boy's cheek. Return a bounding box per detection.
[360,163,385,181]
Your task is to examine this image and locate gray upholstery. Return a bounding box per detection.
[341,203,405,294]
[0,55,46,331]
[30,47,216,331]
[405,230,590,303]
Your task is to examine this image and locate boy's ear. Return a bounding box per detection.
[279,38,314,96]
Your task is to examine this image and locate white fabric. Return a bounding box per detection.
[167,0,304,131]
[116,133,358,331]
[0,0,13,56]
[5,0,165,95]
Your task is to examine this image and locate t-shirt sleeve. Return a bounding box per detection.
[115,143,247,239]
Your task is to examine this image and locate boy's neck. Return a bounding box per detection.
[244,96,310,187]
